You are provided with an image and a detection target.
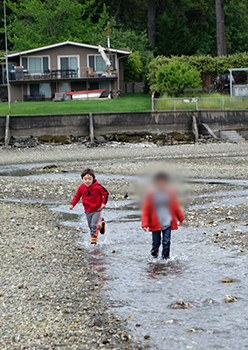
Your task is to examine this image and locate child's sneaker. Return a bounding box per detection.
[91,237,97,245]
[99,218,105,235]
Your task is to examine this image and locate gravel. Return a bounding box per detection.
[0,202,141,350]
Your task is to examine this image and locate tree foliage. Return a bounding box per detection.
[147,53,248,92]
[5,0,108,50]
[156,61,201,96]
[123,51,143,83]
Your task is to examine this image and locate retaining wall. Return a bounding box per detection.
[0,109,248,140]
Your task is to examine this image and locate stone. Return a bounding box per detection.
[186,328,203,333]
[222,277,233,283]
[144,335,151,340]
[171,300,196,309]
[93,319,103,327]
[96,136,106,142]
[225,295,237,303]
[120,333,131,341]
[43,164,58,170]
[102,338,110,344]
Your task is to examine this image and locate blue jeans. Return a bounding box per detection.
[151,226,171,259]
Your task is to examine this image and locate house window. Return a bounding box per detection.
[40,83,50,97]
[88,55,117,72]
[29,58,42,73]
[22,57,49,74]
[30,83,40,96]
[60,57,78,77]
[29,83,50,97]
[96,56,107,72]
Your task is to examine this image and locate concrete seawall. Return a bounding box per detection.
[0,110,248,140]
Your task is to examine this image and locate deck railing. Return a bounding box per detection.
[9,68,118,81]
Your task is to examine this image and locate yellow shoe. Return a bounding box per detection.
[91,237,97,245]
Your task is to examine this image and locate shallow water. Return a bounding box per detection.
[1,162,248,349]
[53,201,248,350]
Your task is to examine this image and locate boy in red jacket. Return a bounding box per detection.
[142,172,184,260]
[70,168,109,245]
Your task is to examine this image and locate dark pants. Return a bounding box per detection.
[151,226,171,259]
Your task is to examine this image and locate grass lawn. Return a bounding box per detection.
[0,93,151,115]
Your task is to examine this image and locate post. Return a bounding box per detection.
[151,91,155,111]
[192,114,199,142]
[5,114,10,146]
[229,69,233,97]
[89,113,94,143]
[4,1,11,115]
[174,99,176,111]
[222,97,224,110]
[196,98,198,110]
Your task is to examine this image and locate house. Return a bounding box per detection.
[0,41,131,102]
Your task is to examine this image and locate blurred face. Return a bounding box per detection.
[154,179,168,191]
[82,174,94,187]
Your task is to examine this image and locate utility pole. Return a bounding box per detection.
[4,1,11,115]
[216,0,226,56]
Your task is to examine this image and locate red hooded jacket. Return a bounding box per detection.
[71,180,109,212]
[142,189,184,231]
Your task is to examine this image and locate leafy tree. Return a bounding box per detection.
[155,61,201,96]
[5,0,108,50]
[95,17,150,52]
[123,51,143,82]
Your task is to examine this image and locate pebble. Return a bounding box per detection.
[225,295,237,303]
[171,300,196,309]
[222,277,233,283]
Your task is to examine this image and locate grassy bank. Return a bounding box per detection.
[0,93,151,115]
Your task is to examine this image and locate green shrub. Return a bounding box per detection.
[124,51,143,83]
[156,61,201,96]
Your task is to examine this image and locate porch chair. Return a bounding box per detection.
[87,67,96,77]
[53,92,64,102]
[107,66,114,75]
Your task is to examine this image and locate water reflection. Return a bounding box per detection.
[147,259,185,278]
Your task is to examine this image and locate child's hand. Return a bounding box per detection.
[69,205,73,210]
[179,221,183,226]
[101,203,106,209]
[142,227,149,232]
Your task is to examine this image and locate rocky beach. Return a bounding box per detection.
[0,140,248,349]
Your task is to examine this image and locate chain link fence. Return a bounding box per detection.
[152,96,248,111]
